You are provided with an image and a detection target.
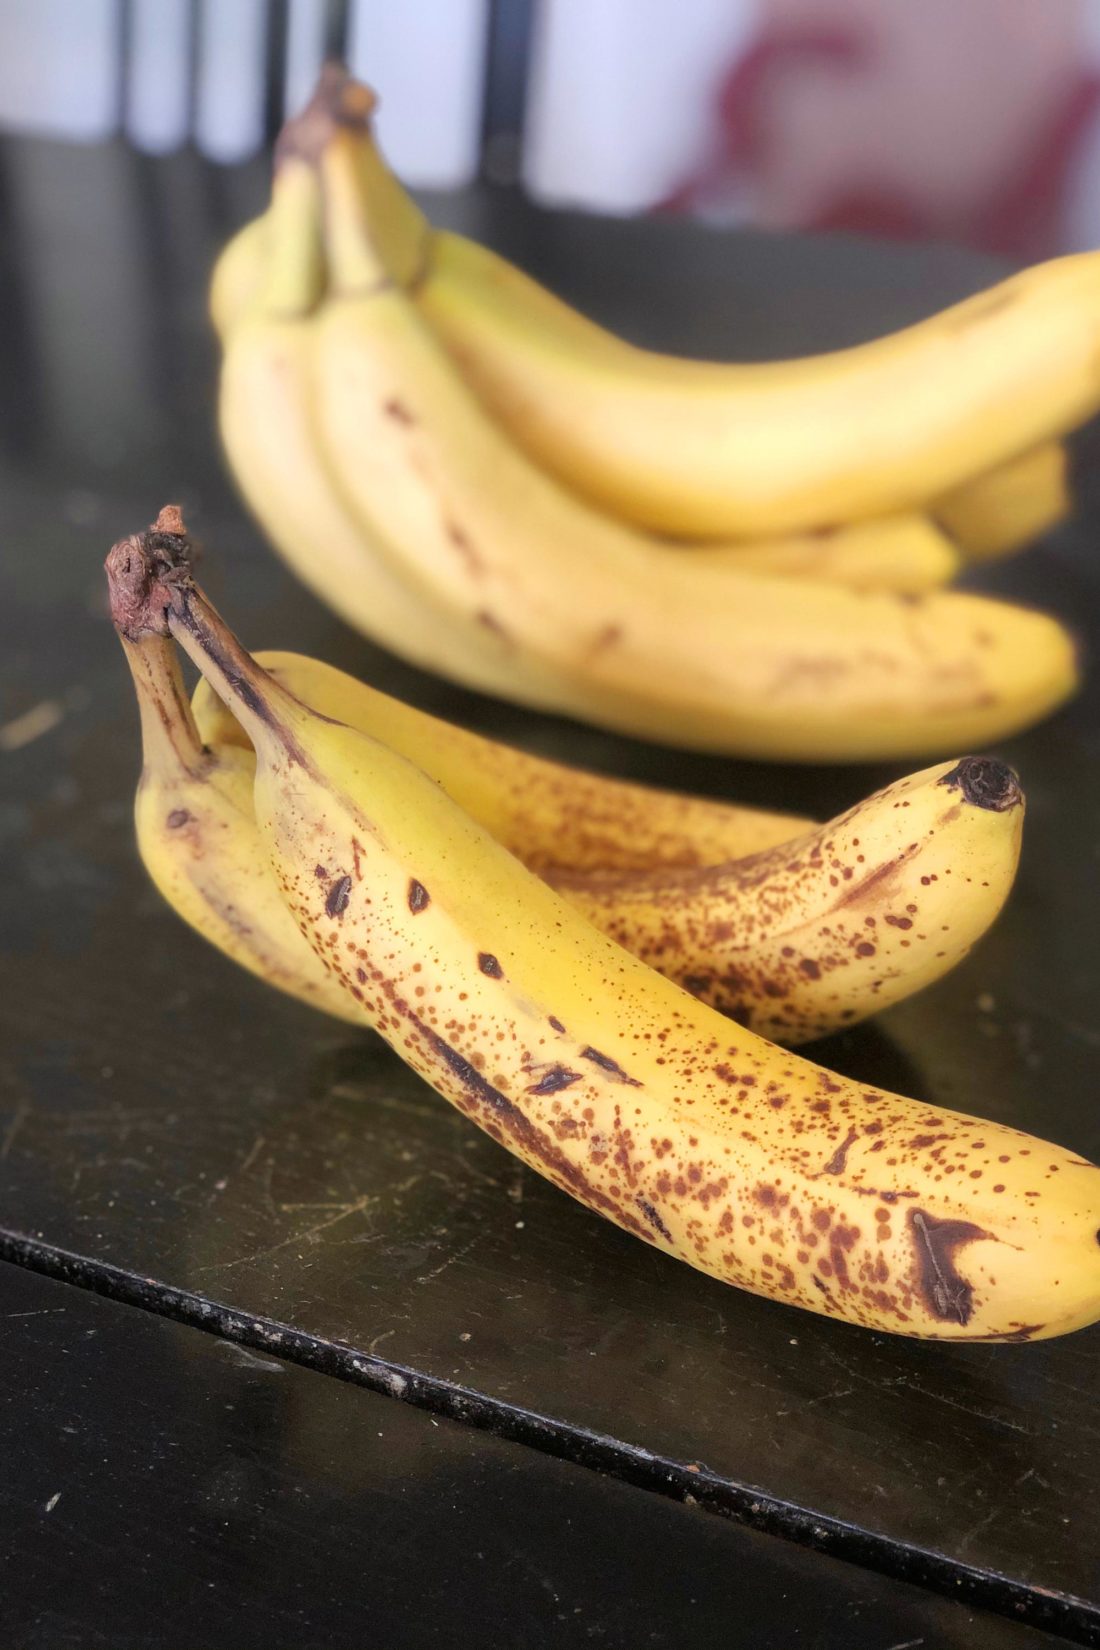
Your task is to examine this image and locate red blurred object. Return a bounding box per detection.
[661,2,1098,261]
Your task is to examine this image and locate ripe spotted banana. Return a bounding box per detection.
[194,647,1023,1044]
[192,651,808,874]
[305,120,1076,761]
[107,525,1100,1342]
[552,756,1022,1043]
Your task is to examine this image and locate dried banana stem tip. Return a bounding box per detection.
[275,61,377,169]
[939,754,1022,812]
[104,505,194,639]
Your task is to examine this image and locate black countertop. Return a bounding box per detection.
[2,133,1099,1645]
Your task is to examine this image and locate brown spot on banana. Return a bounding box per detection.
[821,1128,860,1176]
[909,1208,988,1325]
[580,1047,642,1086]
[325,875,352,918]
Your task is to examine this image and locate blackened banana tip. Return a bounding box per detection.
[105,506,193,640]
[938,754,1022,812]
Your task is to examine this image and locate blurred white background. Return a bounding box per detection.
[4,0,1100,258]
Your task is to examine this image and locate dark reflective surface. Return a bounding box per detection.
[1,135,1100,1643]
[0,1262,1067,1650]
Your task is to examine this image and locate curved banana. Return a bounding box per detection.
[308,122,1076,761]
[193,651,809,873]
[218,151,560,707]
[935,442,1070,562]
[415,207,1100,538]
[212,73,1088,548]
[552,755,1023,1043]
[211,183,955,606]
[112,532,1100,1342]
[117,622,357,1024]
[189,654,1028,1043]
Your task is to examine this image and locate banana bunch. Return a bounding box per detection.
[106,516,1100,1342]
[207,67,1088,763]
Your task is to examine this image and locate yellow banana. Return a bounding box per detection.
[217,152,560,707]
[193,651,809,873]
[210,212,269,345]
[415,207,1100,538]
[209,166,955,603]
[109,526,1100,1342]
[685,515,959,594]
[212,73,1086,549]
[194,650,1022,1042]
[116,618,357,1024]
[190,647,1022,1040]
[935,442,1070,561]
[308,121,1076,761]
[552,756,1023,1043]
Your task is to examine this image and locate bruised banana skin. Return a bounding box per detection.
[192,651,811,874]
[310,125,1077,762]
[119,627,357,1024]
[129,538,1100,1342]
[551,756,1024,1044]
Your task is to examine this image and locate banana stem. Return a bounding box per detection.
[118,630,206,778]
[320,127,392,296]
[105,505,305,759]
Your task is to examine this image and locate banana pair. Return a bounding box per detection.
[209,68,1082,763]
[107,516,1100,1343]
[123,599,1024,1048]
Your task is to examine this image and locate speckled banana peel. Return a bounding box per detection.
[118,624,358,1024]
[107,527,1100,1343]
[192,651,809,875]
[193,650,1023,1045]
[551,755,1023,1044]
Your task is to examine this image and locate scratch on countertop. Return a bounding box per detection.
[195,1191,378,1274]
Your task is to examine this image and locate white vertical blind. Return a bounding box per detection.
[193,0,267,163]
[524,0,756,213]
[125,0,190,154]
[347,0,489,186]
[0,0,119,142]
[284,0,329,121]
